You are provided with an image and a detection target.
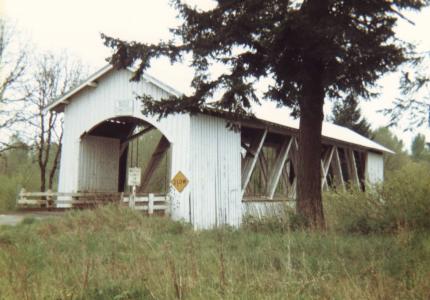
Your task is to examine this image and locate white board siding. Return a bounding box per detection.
[190,115,242,229]
[366,152,384,184]
[78,136,120,192]
[57,69,191,221]
[242,202,294,219]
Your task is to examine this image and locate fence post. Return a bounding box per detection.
[148,193,154,215]
[165,194,171,216]
[17,188,26,206]
[129,186,136,209]
[46,189,52,208]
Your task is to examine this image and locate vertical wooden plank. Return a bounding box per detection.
[129,186,136,209]
[241,129,267,196]
[148,193,154,215]
[346,148,360,188]
[266,137,293,199]
[18,188,26,206]
[258,151,269,187]
[366,151,384,185]
[47,189,53,208]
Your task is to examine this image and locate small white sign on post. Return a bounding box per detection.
[128,167,141,209]
[128,167,141,187]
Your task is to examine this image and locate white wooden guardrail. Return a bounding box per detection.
[17,189,170,215]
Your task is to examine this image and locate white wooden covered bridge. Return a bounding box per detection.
[37,64,392,229]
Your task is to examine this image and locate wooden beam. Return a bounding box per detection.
[123,125,154,145]
[364,151,369,185]
[331,146,345,190]
[266,137,293,199]
[241,129,267,196]
[119,125,154,155]
[346,148,360,189]
[258,151,269,187]
[289,138,299,172]
[321,146,335,190]
[140,136,170,192]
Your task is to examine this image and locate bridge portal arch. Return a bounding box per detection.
[77,115,172,194]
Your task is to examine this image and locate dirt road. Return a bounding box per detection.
[0,211,65,226]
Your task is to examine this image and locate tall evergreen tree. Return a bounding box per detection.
[102,0,427,228]
[411,133,430,161]
[331,94,372,138]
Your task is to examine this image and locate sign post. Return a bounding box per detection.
[128,167,141,208]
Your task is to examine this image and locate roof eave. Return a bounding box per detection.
[43,64,114,114]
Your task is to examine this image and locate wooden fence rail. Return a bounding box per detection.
[17,189,170,215]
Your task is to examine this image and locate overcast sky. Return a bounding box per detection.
[2,0,430,149]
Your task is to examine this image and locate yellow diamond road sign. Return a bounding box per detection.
[171,171,189,192]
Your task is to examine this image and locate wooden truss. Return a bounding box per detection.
[140,136,170,192]
[241,130,365,200]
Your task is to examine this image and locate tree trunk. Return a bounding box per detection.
[296,71,325,229]
[40,167,46,192]
[48,140,62,190]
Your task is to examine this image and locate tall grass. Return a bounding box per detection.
[0,163,429,299]
[0,204,429,299]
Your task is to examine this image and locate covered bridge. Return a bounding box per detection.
[45,64,392,229]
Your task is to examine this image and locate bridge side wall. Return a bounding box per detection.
[189,114,242,229]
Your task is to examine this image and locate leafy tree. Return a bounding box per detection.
[102,0,427,228]
[411,133,430,161]
[330,94,371,138]
[372,127,410,177]
[0,136,40,211]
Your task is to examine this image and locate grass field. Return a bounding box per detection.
[0,205,429,300]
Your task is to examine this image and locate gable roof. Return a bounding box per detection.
[46,64,393,154]
[44,64,182,113]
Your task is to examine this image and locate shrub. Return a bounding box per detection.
[0,174,21,211]
[325,162,430,234]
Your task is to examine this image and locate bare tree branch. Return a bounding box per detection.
[22,51,87,191]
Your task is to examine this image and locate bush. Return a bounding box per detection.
[325,162,430,234]
[0,174,21,211]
